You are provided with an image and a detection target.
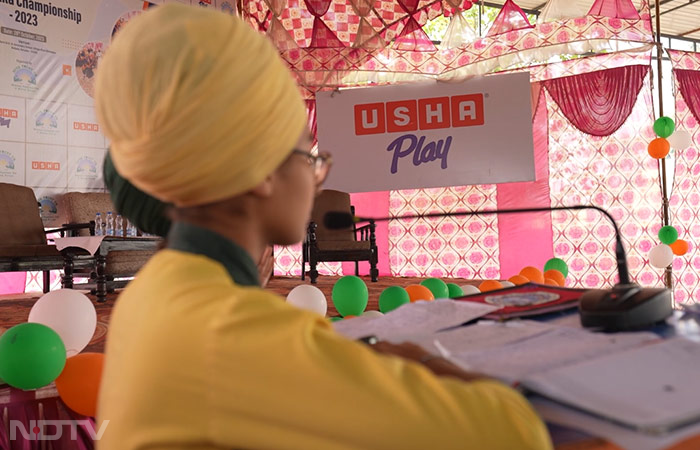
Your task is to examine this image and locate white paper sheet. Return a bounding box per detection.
[523,337,700,433]
[332,299,498,340]
[383,320,554,354]
[449,325,659,383]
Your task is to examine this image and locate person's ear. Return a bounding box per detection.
[248,173,275,198]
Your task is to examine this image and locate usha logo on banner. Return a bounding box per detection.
[353,94,484,136]
[1,108,18,128]
[73,121,99,132]
[32,160,60,170]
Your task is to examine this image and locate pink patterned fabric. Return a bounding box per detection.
[486,0,534,37]
[547,74,661,288]
[668,50,700,305]
[496,89,554,280]
[304,0,344,47]
[543,65,649,137]
[675,69,700,124]
[392,0,436,51]
[588,0,640,19]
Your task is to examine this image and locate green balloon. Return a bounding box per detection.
[420,278,449,299]
[378,286,410,313]
[544,257,568,278]
[332,276,368,317]
[653,116,675,138]
[446,283,464,298]
[0,323,66,390]
[328,316,343,322]
[658,226,678,245]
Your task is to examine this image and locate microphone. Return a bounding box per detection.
[324,205,672,331]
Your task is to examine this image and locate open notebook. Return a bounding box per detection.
[521,337,700,435]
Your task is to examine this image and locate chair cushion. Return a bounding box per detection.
[0,245,62,258]
[317,241,371,251]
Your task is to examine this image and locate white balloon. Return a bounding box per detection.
[500,281,515,288]
[668,130,692,150]
[649,244,674,269]
[459,285,481,295]
[28,289,96,357]
[361,310,384,318]
[286,285,327,316]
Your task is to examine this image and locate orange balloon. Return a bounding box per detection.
[543,277,560,286]
[508,275,529,286]
[405,284,435,302]
[479,280,503,292]
[543,269,566,287]
[55,353,104,417]
[648,138,670,159]
[670,239,689,256]
[343,315,358,319]
[519,266,544,284]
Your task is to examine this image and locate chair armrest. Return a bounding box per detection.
[307,221,318,245]
[355,219,376,242]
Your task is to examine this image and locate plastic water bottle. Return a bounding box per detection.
[106,211,114,236]
[94,212,103,236]
[115,214,123,237]
[125,219,134,237]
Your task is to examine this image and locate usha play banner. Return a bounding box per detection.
[316,71,535,193]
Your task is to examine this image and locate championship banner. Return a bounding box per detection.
[316,72,535,193]
[0,0,235,225]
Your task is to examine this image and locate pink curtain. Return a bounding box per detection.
[543,65,649,137]
[0,273,26,295]
[496,86,554,279]
[486,0,534,37]
[304,0,344,48]
[675,69,700,125]
[587,0,640,19]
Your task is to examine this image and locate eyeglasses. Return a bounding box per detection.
[292,149,333,186]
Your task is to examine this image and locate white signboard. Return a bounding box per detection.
[316,72,535,193]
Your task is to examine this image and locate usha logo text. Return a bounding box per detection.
[73,121,99,132]
[32,161,60,170]
[0,108,18,119]
[354,94,485,136]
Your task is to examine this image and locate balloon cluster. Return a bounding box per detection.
[648,116,692,159]
[379,278,465,314]
[0,290,103,417]
[467,257,570,293]
[649,225,690,269]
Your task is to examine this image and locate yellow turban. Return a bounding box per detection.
[95,4,307,207]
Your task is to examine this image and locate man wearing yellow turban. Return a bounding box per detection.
[95,4,551,449]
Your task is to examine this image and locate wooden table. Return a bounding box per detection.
[61,236,161,302]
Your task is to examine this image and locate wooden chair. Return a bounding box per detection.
[302,189,378,284]
[0,183,91,293]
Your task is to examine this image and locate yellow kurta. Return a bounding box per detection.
[98,248,552,449]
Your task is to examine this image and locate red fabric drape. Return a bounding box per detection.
[304,0,344,48]
[675,69,700,125]
[486,0,534,37]
[393,0,436,51]
[542,65,649,137]
[587,0,640,19]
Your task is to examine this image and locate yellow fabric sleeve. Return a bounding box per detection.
[98,250,552,450]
